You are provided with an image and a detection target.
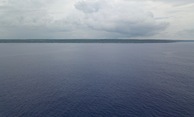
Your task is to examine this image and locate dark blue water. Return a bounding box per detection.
[0,43,194,117]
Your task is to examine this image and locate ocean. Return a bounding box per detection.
[0,42,194,117]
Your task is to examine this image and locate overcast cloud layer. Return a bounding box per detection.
[0,0,194,39]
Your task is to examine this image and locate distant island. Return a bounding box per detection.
[0,39,193,43]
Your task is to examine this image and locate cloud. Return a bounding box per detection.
[74,1,101,13]
[177,29,194,39]
[74,0,168,38]
[0,0,193,39]
[159,0,194,5]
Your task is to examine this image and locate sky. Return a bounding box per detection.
[0,0,194,39]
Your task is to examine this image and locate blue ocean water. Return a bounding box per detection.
[0,43,194,117]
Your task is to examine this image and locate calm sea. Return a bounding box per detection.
[0,43,194,117]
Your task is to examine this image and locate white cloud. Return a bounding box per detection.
[75,0,101,13]
[74,0,168,38]
[0,0,193,39]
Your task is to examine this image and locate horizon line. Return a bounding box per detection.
[0,39,193,43]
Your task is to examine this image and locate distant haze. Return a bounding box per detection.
[0,0,194,39]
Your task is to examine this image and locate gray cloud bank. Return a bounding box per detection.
[0,0,193,39]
